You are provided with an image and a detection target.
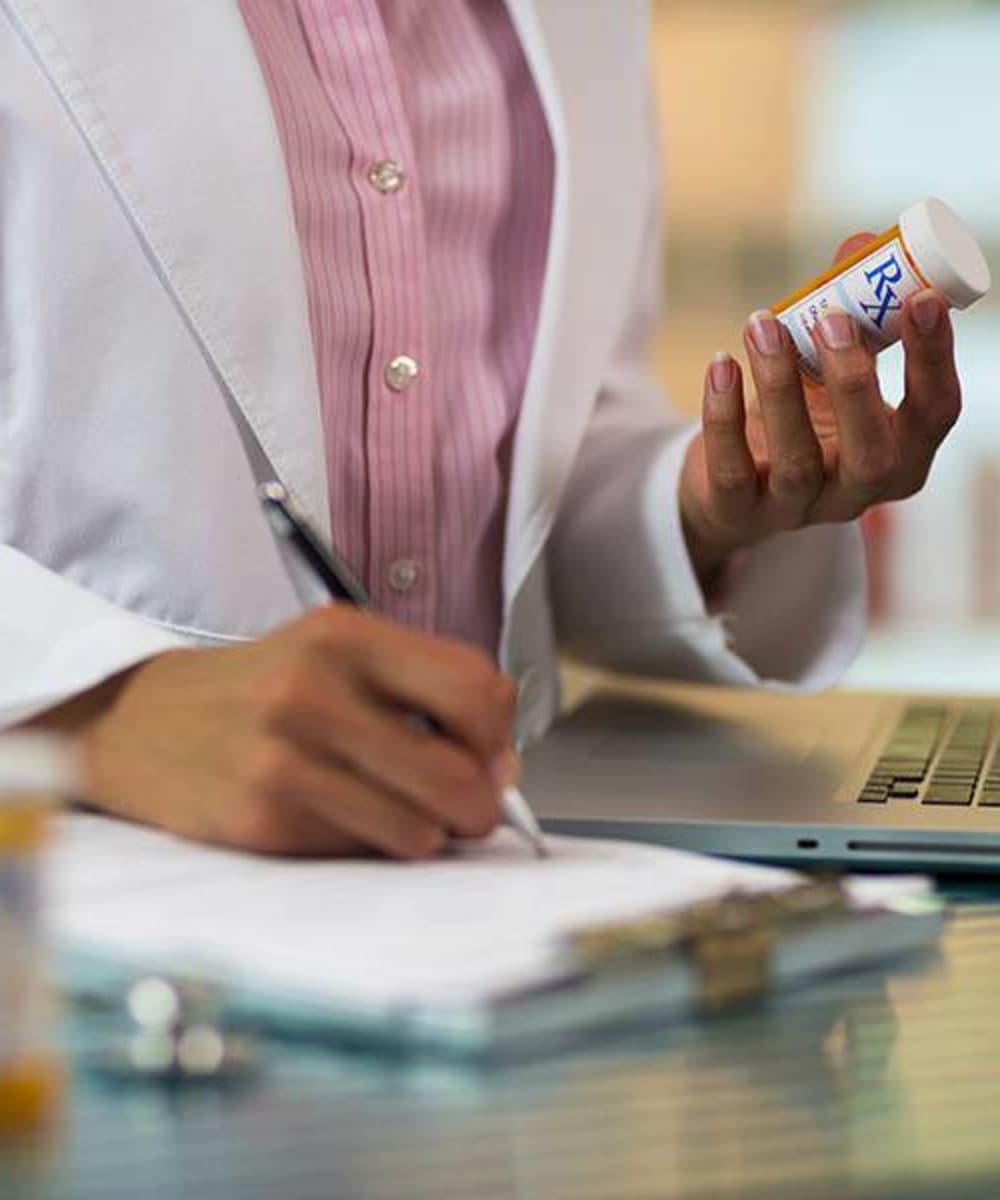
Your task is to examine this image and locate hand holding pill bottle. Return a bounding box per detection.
[772,198,991,380]
[0,735,74,1137]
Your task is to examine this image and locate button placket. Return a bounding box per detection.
[324,65,434,624]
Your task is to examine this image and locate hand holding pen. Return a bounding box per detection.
[260,482,548,858]
[66,564,519,860]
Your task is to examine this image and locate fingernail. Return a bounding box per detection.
[817,308,857,350]
[708,351,736,393]
[748,310,783,356]
[490,748,521,791]
[911,289,944,334]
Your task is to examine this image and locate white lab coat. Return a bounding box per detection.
[0,0,866,743]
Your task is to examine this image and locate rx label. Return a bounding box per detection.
[860,254,905,329]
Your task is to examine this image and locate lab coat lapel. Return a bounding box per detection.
[3,0,331,538]
[501,1,649,627]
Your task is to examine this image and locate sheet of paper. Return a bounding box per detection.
[46,815,927,1011]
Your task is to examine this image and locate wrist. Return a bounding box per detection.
[679,494,740,594]
[19,663,146,737]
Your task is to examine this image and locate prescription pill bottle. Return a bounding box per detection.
[772,197,991,380]
[0,734,74,1137]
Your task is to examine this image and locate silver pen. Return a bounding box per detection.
[501,784,548,859]
[259,482,548,858]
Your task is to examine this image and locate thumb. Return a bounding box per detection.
[833,230,878,266]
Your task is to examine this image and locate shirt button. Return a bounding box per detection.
[368,159,405,194]
[384,354,420,392]
[388,558,420,593]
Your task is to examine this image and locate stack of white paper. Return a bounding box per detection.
[48,815,929,1016]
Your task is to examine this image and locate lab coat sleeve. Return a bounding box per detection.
[547,103,867,690]
[0,545,191,728]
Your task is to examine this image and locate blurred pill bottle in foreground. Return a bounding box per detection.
[0,735,75,1137]
[772,197,991,380]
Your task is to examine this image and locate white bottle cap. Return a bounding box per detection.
[0,733,77,801]
[900,198,992,310]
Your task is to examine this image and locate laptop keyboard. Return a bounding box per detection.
[859,704,1000,807]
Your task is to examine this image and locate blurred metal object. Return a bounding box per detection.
[89,975,258,1086]
[568,880,851,1013]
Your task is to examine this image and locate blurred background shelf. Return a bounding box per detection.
[648,0,1000,687]
[844,623,1000,693]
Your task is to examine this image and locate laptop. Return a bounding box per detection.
[523,685,1000,872]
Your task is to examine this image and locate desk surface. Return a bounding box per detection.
[5,901,1000,1200]
[9,681,1000,1200]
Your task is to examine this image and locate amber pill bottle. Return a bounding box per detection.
[0,736,74,1137]
[772,197,991,380]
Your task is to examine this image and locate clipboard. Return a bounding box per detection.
[58,864,943,1061]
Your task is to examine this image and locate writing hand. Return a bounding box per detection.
[38,608,518,859]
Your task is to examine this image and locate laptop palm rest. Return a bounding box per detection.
[523,690,1000,872]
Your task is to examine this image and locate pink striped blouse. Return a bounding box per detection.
[238,0,553,654]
